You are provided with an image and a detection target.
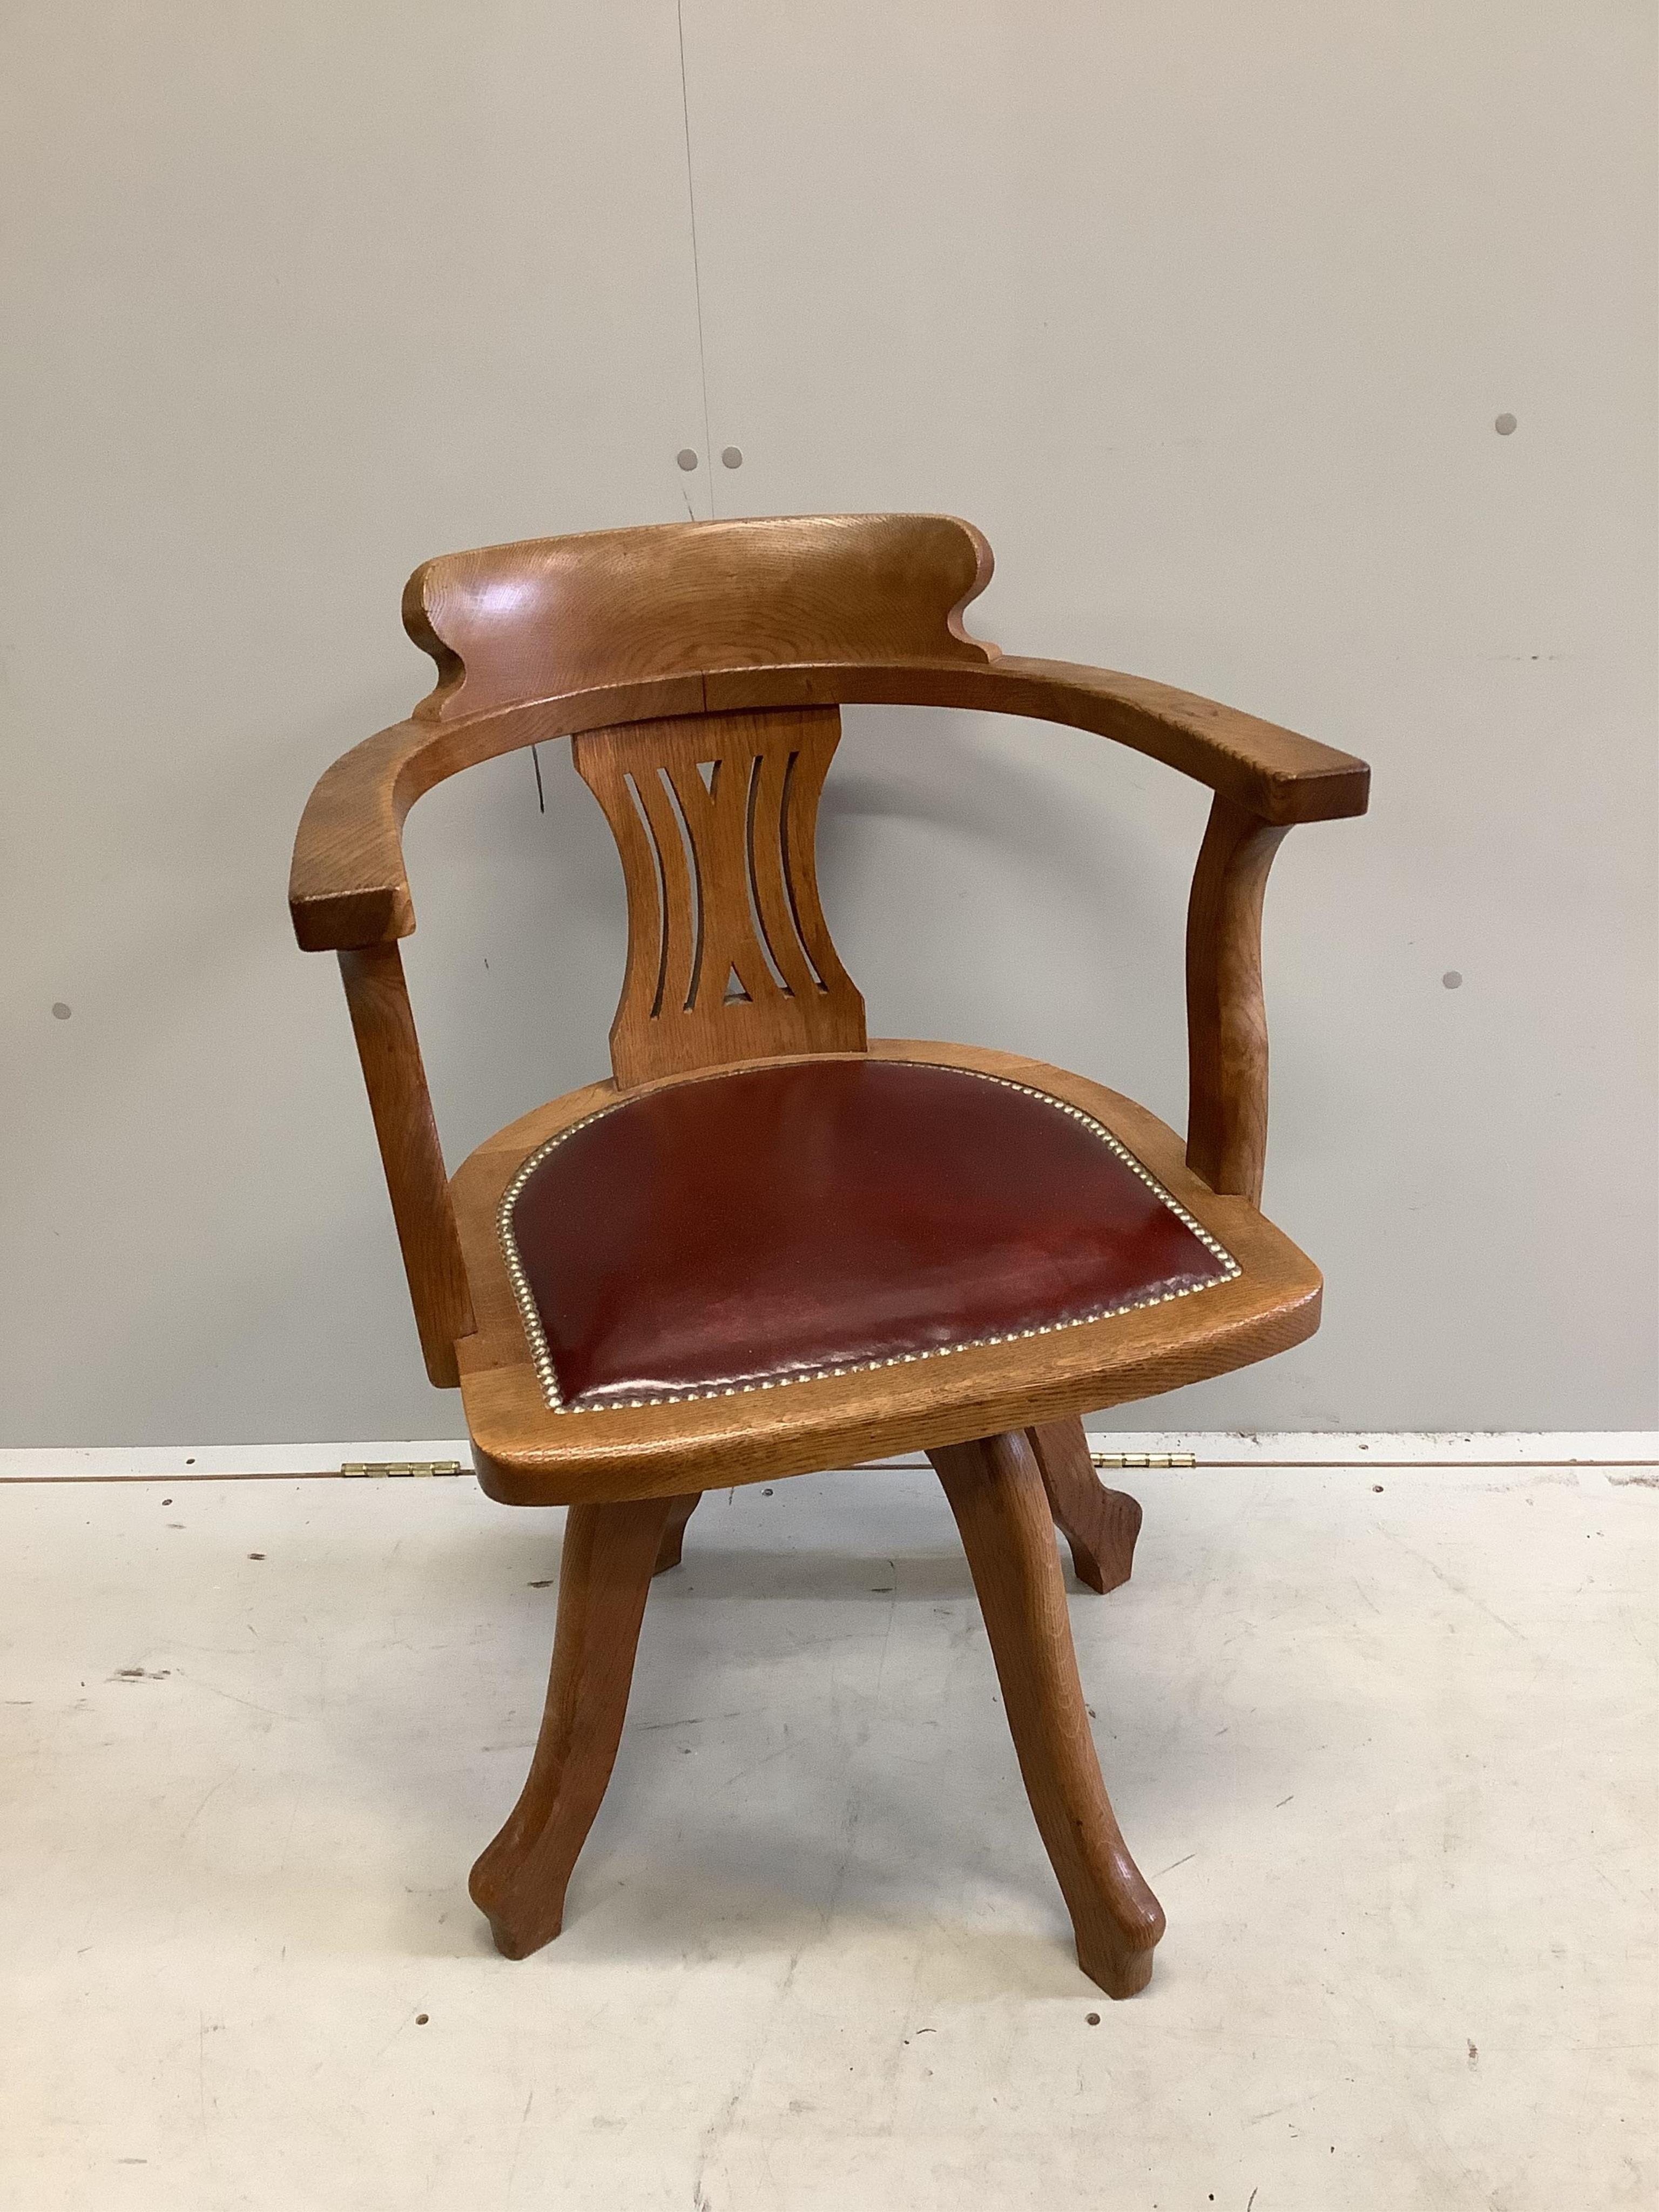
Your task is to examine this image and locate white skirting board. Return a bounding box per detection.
[0,1431,1653,1482]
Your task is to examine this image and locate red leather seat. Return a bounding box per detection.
[504,1057,1238,1413]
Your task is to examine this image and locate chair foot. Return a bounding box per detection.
[928,1429,1165,1997]
[469,1494,674,1960]
[653,1492,702,1575]
[1026,1416,1142,1594]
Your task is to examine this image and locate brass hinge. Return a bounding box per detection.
[1090,1452,1196,1470]
[339,1460,465,1479]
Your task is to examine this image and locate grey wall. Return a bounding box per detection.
[3,3,1654,1445]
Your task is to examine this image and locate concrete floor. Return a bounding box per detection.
[2,1461,1654,2210]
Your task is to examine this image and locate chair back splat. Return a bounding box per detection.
[574,707,865,1087]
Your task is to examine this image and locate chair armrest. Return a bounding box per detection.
[968,657,1369,826]
[706,656,1370,826]
[289,720,425,953]
[288,655,1367,954]
[289,677,711,953]
[291,653,1366,1225]
[977,661,1367,1200]
[830,653,1367,1204]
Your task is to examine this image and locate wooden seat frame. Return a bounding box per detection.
[290,514,1368,1996]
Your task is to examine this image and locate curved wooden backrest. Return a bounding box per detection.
[402,512,999,723]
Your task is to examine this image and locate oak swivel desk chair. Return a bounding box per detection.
[289,514,1368,1998]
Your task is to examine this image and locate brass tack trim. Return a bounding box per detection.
[497,1062,1241,1413]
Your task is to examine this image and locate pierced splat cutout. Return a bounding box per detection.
[572,707,866,1086]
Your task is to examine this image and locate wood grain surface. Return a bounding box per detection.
[1185,793,1291,1204]
[1027,1415,1144,1594]
[652,1493,702,1576]
[404,511,997,723]
[929,1429,1165,1996]
[337,942,474,1387]
[573,706,865,1085]
[290,516,1366,957]
[468,1493,675,1959]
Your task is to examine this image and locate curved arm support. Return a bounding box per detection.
[711,655,1368,826]
[289,678,706,950]
[289,660,1367,954]
[338,942,475,1385]
[1184,795,1291,1205]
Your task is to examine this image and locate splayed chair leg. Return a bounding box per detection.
[928,1429,1165,1997]
[470,1494,674,1960]
[653,1492,701,1574]
[1026,1416,1143,1594]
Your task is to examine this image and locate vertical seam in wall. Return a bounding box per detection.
[675,0,716,520]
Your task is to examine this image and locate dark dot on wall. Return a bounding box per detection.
[248,1552,265,1561]
[51,1003,71,1020]
[415,2013,429,2026]
[676,449,698,471]
[1085,2012,1100,2026]
[1494,413,1517,435]
[1442,971,1462,990]
[161,1499,172,1506]
[763,1487,774,1496]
